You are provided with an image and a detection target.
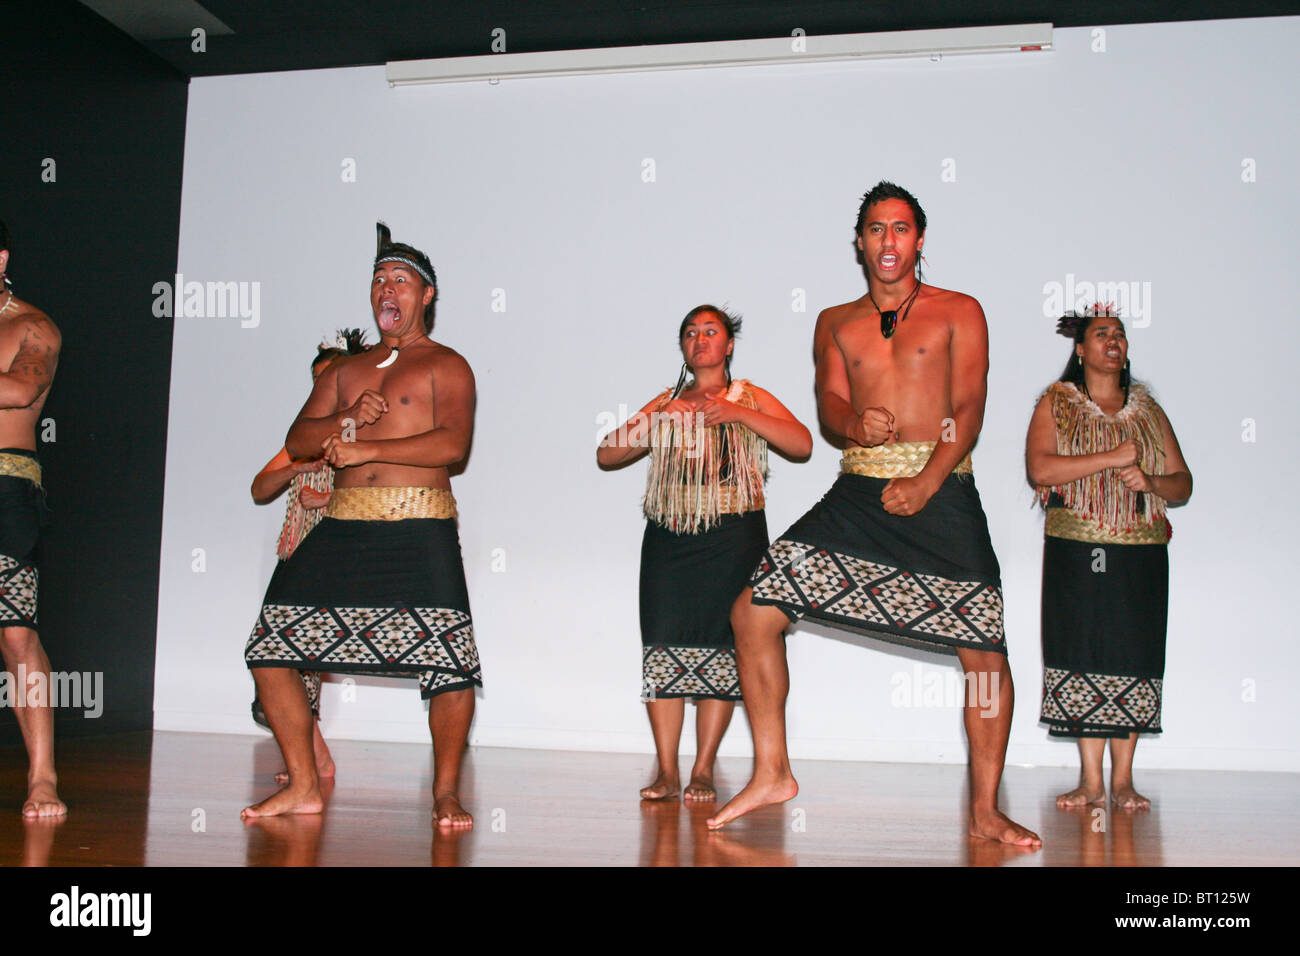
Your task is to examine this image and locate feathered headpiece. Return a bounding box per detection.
[373,221,436,288]
[1057,302,1122,338]
[319,327,370,355]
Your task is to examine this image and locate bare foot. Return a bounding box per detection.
[434,793,473,828]
[684,775,716,801]
[1056,785,1106,808]
[22,777,67,819]
[241,784,323,819]
[969,808,1042,846]
[706,772,798,829]
[640,772,680,801]
[1112,787,1151,810]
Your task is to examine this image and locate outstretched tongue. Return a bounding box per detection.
[378,305,400,331]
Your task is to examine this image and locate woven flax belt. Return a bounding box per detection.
[326,486,457,521]
[717,487,764,514]
[0,453,41,486]
[1045,507,1168,546]
[841,441,972,479]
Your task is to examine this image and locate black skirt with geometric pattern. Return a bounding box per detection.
[244,516,481,699]
[749,473,1007,657]
[640,510,768,701]
[1039,534,1167,738]
[0,449,47,632]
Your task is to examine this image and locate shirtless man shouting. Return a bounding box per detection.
[244,224,480,827]
[709,184,1039,846]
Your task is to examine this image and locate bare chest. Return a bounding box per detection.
[837,315,951,385]
[339,359,434,415]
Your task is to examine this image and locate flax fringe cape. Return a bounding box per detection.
[276,466,335,560]
[1036,382,1167,534]
[642,379,768,534]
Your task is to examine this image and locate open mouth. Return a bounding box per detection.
[378,301,400,331]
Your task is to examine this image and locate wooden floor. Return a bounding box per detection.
[1,731,1296,866]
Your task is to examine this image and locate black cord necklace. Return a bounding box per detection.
[868,281,923,339]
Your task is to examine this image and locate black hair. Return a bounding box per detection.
[375,222,437,333]
[855,181,927,236]
[671,304,743,398]
[313,327,370,369]
[1057,312,1130,403]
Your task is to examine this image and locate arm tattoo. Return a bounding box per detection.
[10,324,55,385]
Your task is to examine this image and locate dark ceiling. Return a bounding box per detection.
[78,1,1298,78]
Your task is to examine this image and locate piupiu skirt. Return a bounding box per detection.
[1039,533,1167,738]
[640,510,768,701]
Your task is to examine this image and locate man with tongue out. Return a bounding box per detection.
[708,182,1040,847]
[243,225,480,827]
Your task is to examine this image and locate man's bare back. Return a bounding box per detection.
[0,297,61,448]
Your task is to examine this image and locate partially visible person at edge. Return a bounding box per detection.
[249,327,371,786]
[598,305,811,802]
[0,217,64,818]
[1026,304,1192,810]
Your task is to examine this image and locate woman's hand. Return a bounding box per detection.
[298,485,332,510]
[696,396,745,427]
[1115,465,1154,494]
[1110,438,1140,468]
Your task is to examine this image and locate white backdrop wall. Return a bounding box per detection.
[155,18,1300,771]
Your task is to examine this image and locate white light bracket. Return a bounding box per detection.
[387,23,1053,87]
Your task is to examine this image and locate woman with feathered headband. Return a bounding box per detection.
[1026,304,1193,810]
[248,328,370,781]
